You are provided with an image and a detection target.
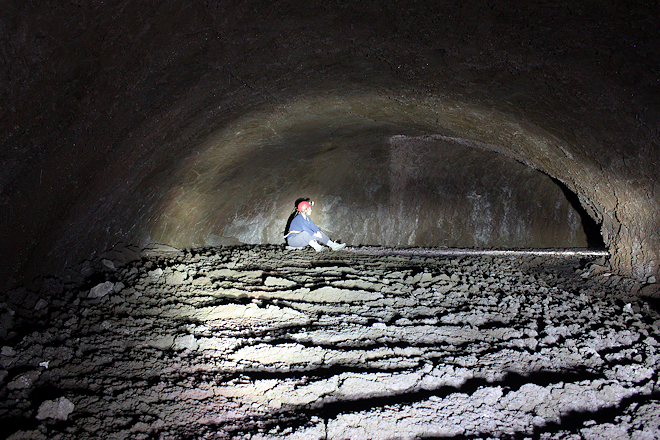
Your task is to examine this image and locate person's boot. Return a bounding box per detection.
[328,240,346,251]
[309,240,325,252]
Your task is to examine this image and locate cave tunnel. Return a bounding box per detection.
[1,0,659,287]
[3,2,660,438]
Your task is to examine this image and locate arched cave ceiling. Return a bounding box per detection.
[1,0,659,288]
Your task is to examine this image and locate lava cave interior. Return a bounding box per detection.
[1,0,659,287]
[1,2,660,437]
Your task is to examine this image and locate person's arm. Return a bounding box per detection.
[292,215,320,235]
[290,214,317,235]
[288,215,303,234]
[306,217,322,237]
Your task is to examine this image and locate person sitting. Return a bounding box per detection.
[284,200,346,252]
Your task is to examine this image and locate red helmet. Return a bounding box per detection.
[297,200,312,211]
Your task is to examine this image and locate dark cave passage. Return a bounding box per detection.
[553,177,606,249]
[145,115,600,254]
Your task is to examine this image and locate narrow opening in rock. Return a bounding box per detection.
[552,177,606,249]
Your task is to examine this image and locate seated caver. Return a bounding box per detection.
[284,200,346,252]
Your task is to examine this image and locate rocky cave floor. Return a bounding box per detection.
[1,244,660,440]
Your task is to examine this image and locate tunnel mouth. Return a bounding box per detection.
[0,92,618,291]
[152,112,604,253]
[552,177,606,249]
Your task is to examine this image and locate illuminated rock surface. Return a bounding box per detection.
[1,245,659,439]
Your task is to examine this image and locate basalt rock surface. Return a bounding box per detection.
[1,245,659,439]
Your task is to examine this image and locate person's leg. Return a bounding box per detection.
[315,231,330,245]
[327,240,346,250]
[287,231,314,248]
[315,231,346,251]
[287,231,325,252]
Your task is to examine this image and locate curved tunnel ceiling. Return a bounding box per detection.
[149,94,592,250]
[1,0,659,287]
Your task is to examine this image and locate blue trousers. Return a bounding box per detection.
[287,231,330,248]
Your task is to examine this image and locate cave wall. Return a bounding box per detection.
[1,0,659,287]
[150,102,589,250]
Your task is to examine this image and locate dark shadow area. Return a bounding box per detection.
[311,369,606,420]
[641,296,660,314]
[553,178,606,248]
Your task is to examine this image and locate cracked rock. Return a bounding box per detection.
[1,244,659,439]
[36,397,74,421]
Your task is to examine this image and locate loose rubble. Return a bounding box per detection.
[1,244,659,439]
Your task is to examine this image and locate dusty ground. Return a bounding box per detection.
[2,244,660,439]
